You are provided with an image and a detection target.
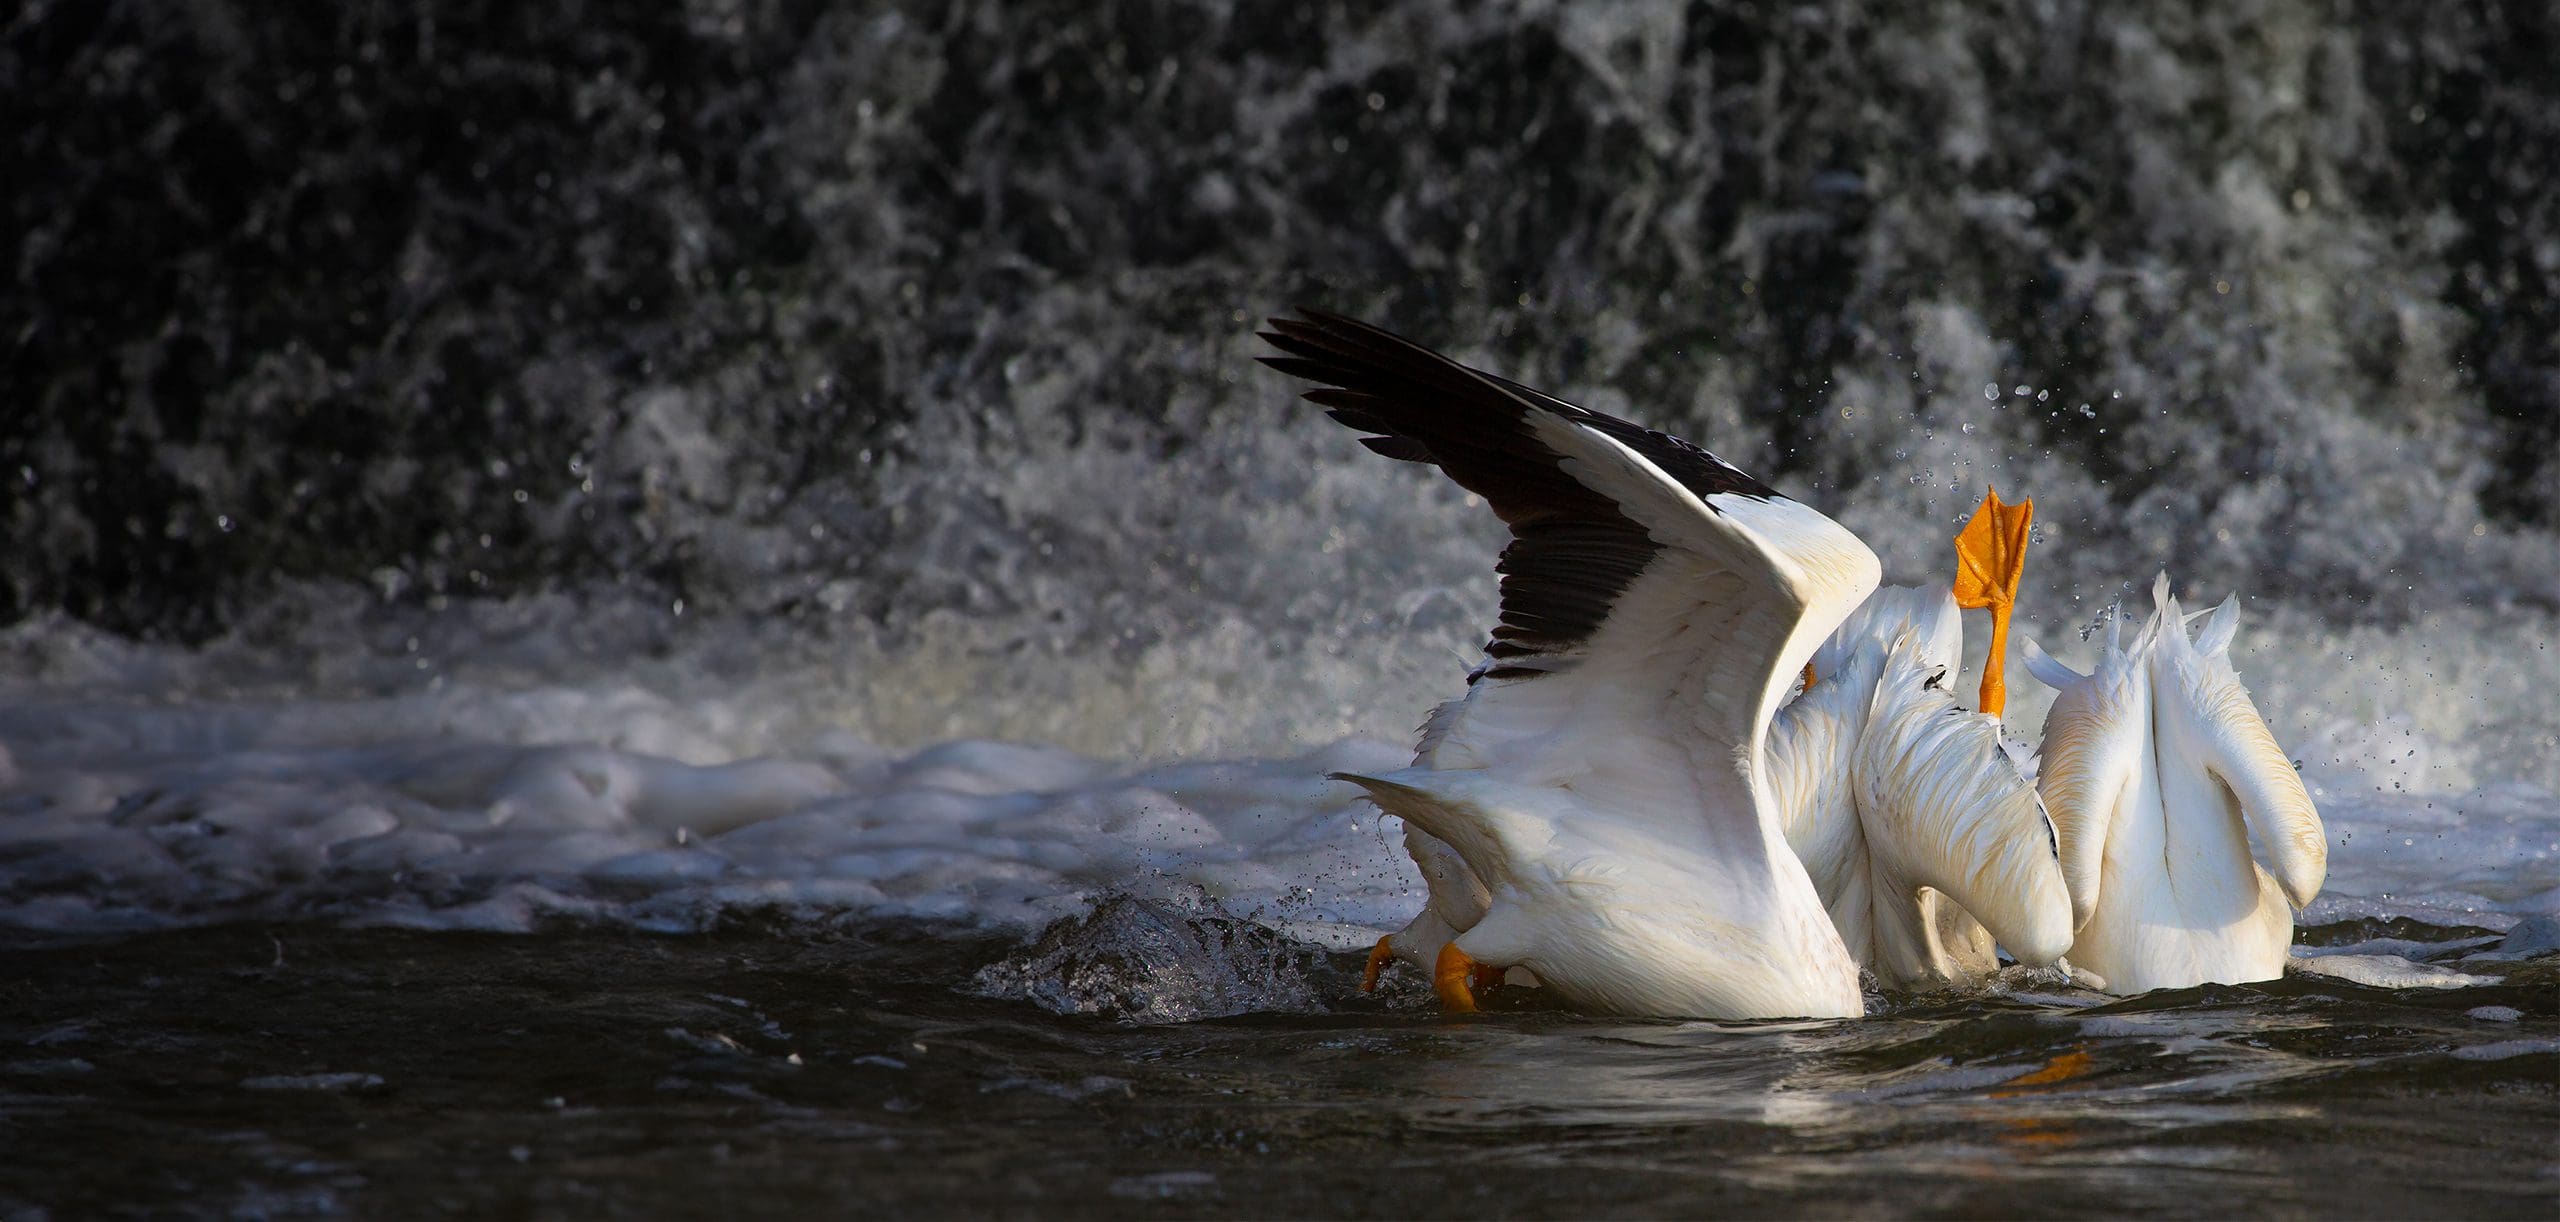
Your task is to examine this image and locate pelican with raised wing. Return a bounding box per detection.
[1260,310,2068,1018]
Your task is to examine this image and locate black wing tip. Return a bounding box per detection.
[1272,304,1349,326]
[1264,307,1410,362]
[1358,435,1434,463]
[1261,307,1345,342]
[1262,308,1780,501]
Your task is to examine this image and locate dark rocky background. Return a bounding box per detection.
[7,0,2556,645]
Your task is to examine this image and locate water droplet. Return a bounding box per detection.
[1982,383,1999,401]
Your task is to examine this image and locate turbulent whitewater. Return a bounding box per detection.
[4,0,2558,952]
[6,3,2559,1214]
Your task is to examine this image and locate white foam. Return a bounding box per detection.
[0,669,1422,935]
[3,605,2559,942]
[2449,1038,2560,1062]
[0,535,2555,943]
[2289,953,2497,990]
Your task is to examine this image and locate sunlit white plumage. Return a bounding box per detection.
[2024,575,2328,992]
[1765,585,2074,987]
[1262,310,1878,1018]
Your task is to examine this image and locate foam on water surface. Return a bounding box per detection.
[2,604,2553,957]
[0,649,1422,938]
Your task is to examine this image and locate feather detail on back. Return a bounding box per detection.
[2023,614,2151,931]
[1770,616,2072,984]
[2024,574,2326,992]
[2149,590,2328,908]
[1854,637,2073,966]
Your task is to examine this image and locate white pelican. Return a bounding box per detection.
[2023,574,2328,992]
[1260,311,2066,1018]
[1763,491,2075,988]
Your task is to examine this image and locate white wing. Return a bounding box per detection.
[2149,586,2328,908]
[1262,311,1881,875]
[1853,638,2074,965]
[2026,576,2327,928]
[1813,583,1962,680]
[2022,613,2153,931]
[1766,642,1884,921]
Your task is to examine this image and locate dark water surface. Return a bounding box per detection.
[4,922,2553,1218]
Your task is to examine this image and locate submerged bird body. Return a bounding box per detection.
[1766,583,2073,987]
[1262,310,1879,1019]
[2026,578,2328,992]
[1346,754,1865,1018]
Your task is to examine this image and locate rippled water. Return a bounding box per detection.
[5,919,2553,1218]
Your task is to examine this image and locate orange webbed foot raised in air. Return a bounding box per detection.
[1953,486,2035,718]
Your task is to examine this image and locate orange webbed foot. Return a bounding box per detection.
[1433,942,1491,1013]
[1953,486,2035,718]
[1360,935,1395,993]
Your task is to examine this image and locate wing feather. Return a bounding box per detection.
[2153,594,2328,908]
[1260,310,1880,856]
[1854,639,2074,965]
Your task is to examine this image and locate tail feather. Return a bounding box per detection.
[1331,769,1527,889]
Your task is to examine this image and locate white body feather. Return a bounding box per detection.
[1348,486,1882,1019]
[2025,576,2328,992]
[1767,587,2073,986]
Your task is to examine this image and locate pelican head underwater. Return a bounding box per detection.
[1765,489,2077,990]
[1260,310,2075,1019]
[2025,576,2329,993]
